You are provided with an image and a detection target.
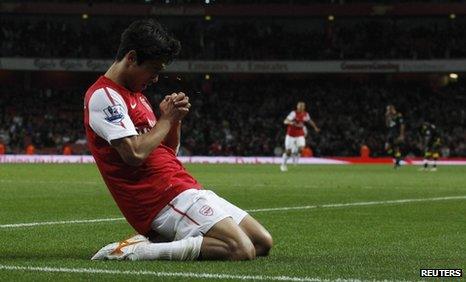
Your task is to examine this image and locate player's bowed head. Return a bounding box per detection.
[112,19,181,93]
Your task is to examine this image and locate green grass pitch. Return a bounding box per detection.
[0,164,465,281]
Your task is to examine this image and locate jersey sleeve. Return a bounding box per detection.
[286,111,296,121]
[88,88,138,144]
[304,112,311,122]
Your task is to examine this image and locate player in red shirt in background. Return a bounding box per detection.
[85,19,272,261]
[281,101,320,171]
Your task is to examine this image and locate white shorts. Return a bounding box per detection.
[151,189,248,241]
[285,135,306,151]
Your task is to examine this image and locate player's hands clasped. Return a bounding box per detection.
[159,92,191,123]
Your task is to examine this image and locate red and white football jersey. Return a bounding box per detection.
[84,76,201,235]
[286,110,310,137]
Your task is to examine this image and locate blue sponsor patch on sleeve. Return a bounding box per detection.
[103,105,124,123]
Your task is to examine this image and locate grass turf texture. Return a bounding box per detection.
[0,164,465,281]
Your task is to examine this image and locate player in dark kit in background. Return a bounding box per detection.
[419,122,441,171]
[385,105,405,168]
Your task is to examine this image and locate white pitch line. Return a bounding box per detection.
[0,265,333,282]
[246,195,466,213]
[0,179,101,185]
[0,217,124,228]
[0,179,266,187]
[1,195,465,229]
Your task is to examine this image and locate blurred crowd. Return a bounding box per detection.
[0,88,86,155]
[173,78,466,157]
[0,0,439,5]
[2,16,466,60]
[1,78,465,157]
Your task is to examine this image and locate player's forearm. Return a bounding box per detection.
[119,118,172,166]
[400,125,405,137]
[163,121,181,153]
[309,120,319,131]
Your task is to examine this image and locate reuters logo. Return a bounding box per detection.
[199,205,214,216]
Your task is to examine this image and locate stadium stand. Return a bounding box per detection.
[1,3,465,157]
[1,16,466,60]
[1,78,464,157]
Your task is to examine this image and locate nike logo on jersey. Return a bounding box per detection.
[130,102,137,109]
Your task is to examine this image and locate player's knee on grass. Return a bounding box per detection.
[261,232,273,255]
[239,215,273,257]
[254,230,273,257]
[204,217,256,260]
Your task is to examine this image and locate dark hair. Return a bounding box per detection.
[115,19,181,65]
